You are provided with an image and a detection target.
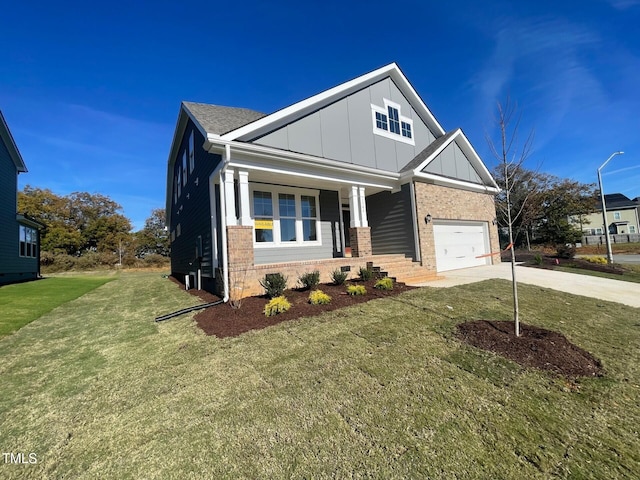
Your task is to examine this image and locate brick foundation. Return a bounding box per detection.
[349,227,372,257]
[413,182,500,270]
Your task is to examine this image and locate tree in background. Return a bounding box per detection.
[135,208,170,257]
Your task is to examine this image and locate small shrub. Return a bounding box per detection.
[358,266,374,281]
[556,244,576,259]
[584,256,607,264]
[260,273,288,298]
[264,296,291,317]
[533,253,543,265]
[309,289,331,305]
[331,269,348,285]
[298,270,320,290]
[347,284,367,296]
[374,277,394,290]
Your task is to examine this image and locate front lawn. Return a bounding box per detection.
[0,275,115,337]
[1,272,638,478]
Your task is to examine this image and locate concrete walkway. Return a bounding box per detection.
[418,263,640,308]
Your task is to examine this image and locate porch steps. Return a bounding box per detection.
[367,255,440,286]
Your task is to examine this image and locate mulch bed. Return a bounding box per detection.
[502,251,625,275]
[457,320,604,378]
[174,277,416,338]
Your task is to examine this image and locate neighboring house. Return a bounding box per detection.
[0,111,43,285]
[579,193,640,235]
[165,63,500,297]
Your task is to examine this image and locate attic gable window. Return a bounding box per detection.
[371,99,415,145]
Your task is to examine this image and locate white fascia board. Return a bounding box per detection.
[413,171,500,194]
[221,63,445,142]
[207,135,400,182]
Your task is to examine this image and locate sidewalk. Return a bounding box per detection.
[418,263,640,308]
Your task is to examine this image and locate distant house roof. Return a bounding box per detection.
[598,193,639,210]
[182,102,266,136]
[0,110,27,173]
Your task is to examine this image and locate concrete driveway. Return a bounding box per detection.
[420,263,640,308]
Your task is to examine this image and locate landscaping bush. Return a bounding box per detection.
[298,270,320,290]
[260,273,288,298]
[556,244,576,259]
[330,269,348,285]
[309,290,331,305]
[374,277,394,290]
[584,256,607,265]
[533,253,543,265]
[347,284,367,296]
[358,266,374,281]
[264,296,291,317]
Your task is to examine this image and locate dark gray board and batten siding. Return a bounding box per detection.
[0,137,38,284]
[367,183,417,260]
[253,190,342,265]
[170,119,222,291]
[251,78,437,173]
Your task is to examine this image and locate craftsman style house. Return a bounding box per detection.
[0,111,42,285]
[580,193,640,236]
[165,63,500,297]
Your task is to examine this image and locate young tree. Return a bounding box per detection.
[486,99,535,337]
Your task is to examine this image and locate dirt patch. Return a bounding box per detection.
[174,278,415,338]
[457,320,603,378]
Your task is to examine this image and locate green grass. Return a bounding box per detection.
[1,272,639,478]
[557,263,640,284]
[0,275,115,337]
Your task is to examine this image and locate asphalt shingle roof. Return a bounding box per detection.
[182,102,266,136]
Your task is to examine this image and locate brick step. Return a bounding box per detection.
[399,273,441,285]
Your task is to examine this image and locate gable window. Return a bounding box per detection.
[371,99,415,145]
[388,106,400,134]
[19,226,37,258]
[188,132,195,173]
[251,185,321,247]
[375,111,387,130]
[401,121,412,139]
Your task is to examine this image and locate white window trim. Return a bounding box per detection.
[630,225,636,234]
[370,98,415,146]
[249,184,322,248]
[613,211,621,220]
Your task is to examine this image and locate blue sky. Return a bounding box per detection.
[2,0,639,230]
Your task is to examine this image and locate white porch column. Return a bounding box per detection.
[223,168,237,226]
[238,170,251,226]
[358,186,368,228]
[349,185,361,228]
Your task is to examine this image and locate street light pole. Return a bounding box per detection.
[597,151,624,264]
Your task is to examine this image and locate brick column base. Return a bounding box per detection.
[349,227,372,257]
[227,225,254,269]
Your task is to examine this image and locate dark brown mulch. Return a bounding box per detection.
[457,320,604,378]
[179,279,416,338]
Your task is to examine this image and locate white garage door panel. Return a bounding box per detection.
[434,223,488,272]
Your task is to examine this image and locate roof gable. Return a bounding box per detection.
[401,129,498,190]
[247,76,439,172]
[220,63,446,143]
[0,111,27,173]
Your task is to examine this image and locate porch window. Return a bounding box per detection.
[19,225,37,258]
[250,186,321,247]
[301,195,317,241]
[253,191,274,243]
[630,225,636,234]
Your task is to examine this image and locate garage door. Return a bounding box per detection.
[433,222,489,272]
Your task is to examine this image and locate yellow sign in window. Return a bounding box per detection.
[255,219,273,230]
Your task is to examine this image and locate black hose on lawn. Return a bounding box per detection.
[154,300,224,322]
